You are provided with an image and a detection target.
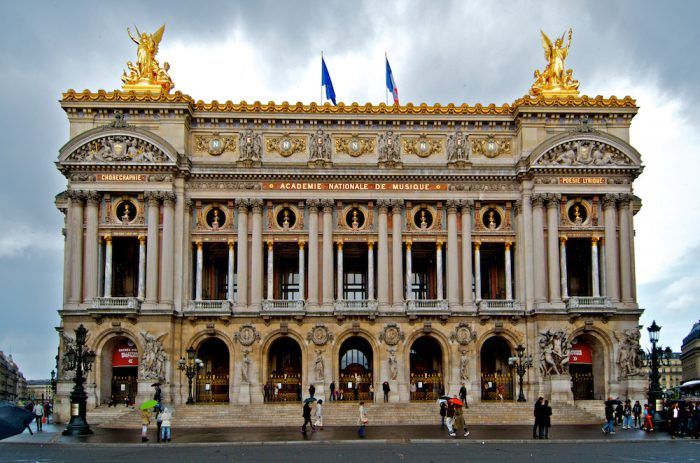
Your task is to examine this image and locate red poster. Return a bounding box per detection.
[112,340,139,367]
[569,343,592,364]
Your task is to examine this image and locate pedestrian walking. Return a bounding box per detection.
[314,399,324,430]
[669,403,680,438]
[533,397,543,438]
[615,401,624,426]
[141,409,151,442]
[445,399,456,435]
[32,402,44,432]
[643,404,654,432]
[603,398,615,434]
[155,405,163,442]
[301,400,315,433]
[264,383,270,402]
[439,400,447,429]
[160,407,172,442]
[308,383,316,398]
[623,399,633,429]
[358,401,368,438]
[369,384,374,401]
[274,385,279,402]
[539,400,552,439]
[632,400,642,429]
[451,399,470,438]
[382,381,390,403]
[330,381,336,401]
[459,383,467,403]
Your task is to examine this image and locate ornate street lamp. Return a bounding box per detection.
[62,324,96,436]
[509,344,533,402]
[179,346,202,405]
[50,370,57,395]
[642,320,673,431]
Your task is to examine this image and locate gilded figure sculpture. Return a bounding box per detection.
[530,28,579,97]
[121,25,174,94]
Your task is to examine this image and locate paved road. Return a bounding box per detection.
[1,441,698,463]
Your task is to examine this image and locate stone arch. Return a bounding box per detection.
[333,329,379,400]
[478,333,516,401]
[569,326,614,400]
[404,330,451,400]
[260,330,307,401]
[91,328,142,407]
[185,330,236,404]
[527,130,642,168]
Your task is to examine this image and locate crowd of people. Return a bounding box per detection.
[602,397,700,438]
[21,400,52,433]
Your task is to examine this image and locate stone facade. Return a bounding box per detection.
[682,320,700,382]
[53,89,647,422]
[0,351,27,403]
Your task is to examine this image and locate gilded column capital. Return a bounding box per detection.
[250,198,264,213]
[445,199,459,214]
[267,241,274,250]
[337,241,343,250]
[298,240,306,249]
[531,193,547,208]
[405,240,412,250]
[545,193,562,208]
[376,199,391,213]
[559,235,568,243]
[305,198,322,212]
[473,241,481,250]
[437,241,443,250]
[603,193,619,208]
[591,236,600,244]
[103,235,112,243]
[368,241,374,250]
[196,241,203,250]
[505,241,512,250]
[138,235,147,244]
[320,198,335,212]
[162,192,176,206]
[85,191,102,205]
[228,239,235,248]
[459,199,474,214]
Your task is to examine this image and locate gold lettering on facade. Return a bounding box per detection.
[96,174,147,182]
[559,177,606,184]
[264,182,446,191]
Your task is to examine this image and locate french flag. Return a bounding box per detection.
[386,57,399,105]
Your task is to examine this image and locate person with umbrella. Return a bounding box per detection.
[0,401,35,441]
[452,397,470,438]
[139,399,158,442]
[603,397,619,435]
[301,397,316,433]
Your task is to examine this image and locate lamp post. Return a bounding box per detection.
[62,324,96,436]
[178,346,202,405]
[509,344,533,402]
[645,320,673,431]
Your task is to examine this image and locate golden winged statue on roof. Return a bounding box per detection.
[121,24,174,94]
[530,28,579,97]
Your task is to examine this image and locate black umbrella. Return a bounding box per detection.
[0,401,35,441]
[605,399,622,406]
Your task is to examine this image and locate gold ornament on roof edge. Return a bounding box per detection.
[530,28,579,98]
[121,25,174,94]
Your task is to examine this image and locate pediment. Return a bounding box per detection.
[58,126,178,166]
[529,130,642,169]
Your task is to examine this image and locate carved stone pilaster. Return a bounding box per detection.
[320,198,335,213]
[513,199,522,216]
[85,191,102,205]
[545,193,562,208]
[390,199,404,212]
[376,199,391,213]
[460,199,474,214]
[531,193,547,208]
[445,199,459,214]
[235,198,250,212]
[305,198,322,212]
[603,193,618,209]
[250,198,264,214]
[162,192,176,206]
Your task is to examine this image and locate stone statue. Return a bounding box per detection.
[487,211,496,229]
[530,28,579,96]
[351,210,359,229]
[140,331,167,381]
[378,131,401,167]
[238,129,262,163]
[447,131,469,164]
[309,129,332,165]
[314,349,325,381]
[537,141,631,167]
[420,210,428,229]
[538,329,571,376]
[388,348,398,381]
[459,349,470,382]
[60,334,76,381]
[121,204,132,224]
[212,210,220,229]
[122,25,174,93]
[241,349,251,383]
[282,210,290,229]
[573,206,583,225]
[70,135,169,164]
[615,329,644,377]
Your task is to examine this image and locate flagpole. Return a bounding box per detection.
[385,52,388,106]
[321,51,324,105]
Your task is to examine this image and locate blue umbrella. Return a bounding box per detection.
[304,397,317,404]
[0,401,34,441]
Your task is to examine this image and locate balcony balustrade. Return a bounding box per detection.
[333,299,378,313]
[187,300,232,311]
[405,299,449,314]
[477,299,521,311]
[91,297,141,313]
[261,299,305,314]
[566,296,612,310]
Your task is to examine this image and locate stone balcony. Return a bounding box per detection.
[90,297,141,315]
[185,300,233,317]
[334,299,378,316]
[477,299,522,314]
[566,296,613,311]
[406,299,449,315]
[261,299,305,316]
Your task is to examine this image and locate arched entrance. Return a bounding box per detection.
[569,334,605,400]
[338,337,373,401]
[409,336,444,401]
[195,337,230,403]
[480,336,514,401]
[266,337,302,402]
[99,336,138,405]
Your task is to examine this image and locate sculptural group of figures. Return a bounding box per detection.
[538,330,571,376]
[140,332,167,382]
[615,329,645,377]
[73,136,168,163]
[122,25,174,93]
[530,29,580,95]
[538,141,630,166]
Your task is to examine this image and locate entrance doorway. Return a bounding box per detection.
[266,337,302,402]
[480,336,514,401]
[569,334,605,400]
[195,338,230,403]
[100,337,138,406]
[409,336,444,401]
[338,337,373,401]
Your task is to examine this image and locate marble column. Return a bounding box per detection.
[603,194,620,302]
[474,242,481,302]
[599,239,607,297]
[436,242,444,300]
[84,192,100,301]
[514,201,526,307]
[377,200,390,307]
[446,200,459,308]
[138,235,146,300]
[160,193,175,305]
[560,237,568,300]
[103,235,112,298]
[68,192,84,304]
[227,240,235,302]
[367,242,375,300]
[505,242,512,301]
[391,200,404,308]
[235,199,249,308]
[250,199,264,309]
[62,202,72,305]
[144,192,160,304]
[298,241,305,301]
[267,241,274,300]
[591,237,600,297]
[195,241,203,301]
[546,194,562,303]
[460,201,474,307]
[336,242,344,300]
[405,242,413,301]
[321,199,335,307]
[618,194,633,303]
[531,193,547,304]
[306,199,320,308]
[521,185,535,310]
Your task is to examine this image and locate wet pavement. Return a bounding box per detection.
[1,422,684,445]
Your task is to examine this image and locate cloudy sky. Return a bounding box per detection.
[1,0,698,379]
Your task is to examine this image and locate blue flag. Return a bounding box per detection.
[385,57,399,104]
[321,57,337,105]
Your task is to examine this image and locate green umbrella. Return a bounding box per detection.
[304,397,317,404]
[139,399,158,410]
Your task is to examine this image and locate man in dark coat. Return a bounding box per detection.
[383,381,390,403]
[603,399,615,434]
[539,400,552,439]
[459,384,467,403]
[330,381,336,401]
[533,397,543,438]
